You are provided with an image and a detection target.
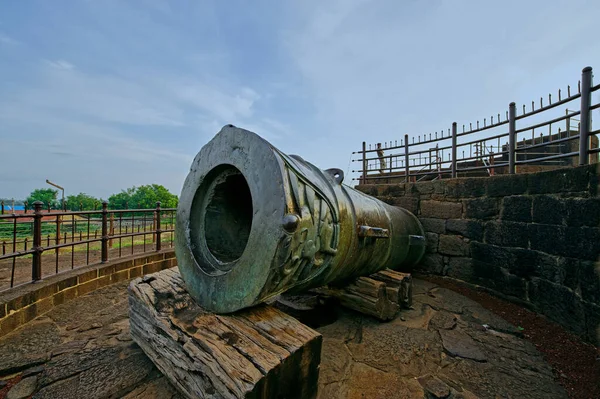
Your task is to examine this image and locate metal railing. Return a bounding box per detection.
[353,67,599,183]
[0,201,175,291]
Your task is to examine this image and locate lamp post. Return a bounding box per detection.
[46,179,65,250]
[45,179,65,210]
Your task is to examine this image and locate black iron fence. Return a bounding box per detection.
[353,67,599,183]
[0,201,175,291]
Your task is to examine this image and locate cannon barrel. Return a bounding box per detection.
[175,126,425,313]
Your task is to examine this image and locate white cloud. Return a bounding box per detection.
[175,82,260,122]
[2,66,186,127]
[44,59,75,70]
[0,58,292,197]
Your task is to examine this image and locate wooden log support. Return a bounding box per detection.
[128,268,322,399]
[315,269,413,321]
[315,276,399,321]
[370,269,413,309]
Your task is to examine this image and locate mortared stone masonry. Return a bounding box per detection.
[357,164,600,345]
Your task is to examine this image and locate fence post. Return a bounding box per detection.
[152,212,157,243]
[109,213,114,248]
[509,102,516,174]
[579,66,593,165]
[101,201,108,263]
[451,122,457,178]
[32,201,43,282]
[55,213,62,249]
[361,142,367,184]
[155,201,162,251]
[404,134,410,183]
[1,201,4,215]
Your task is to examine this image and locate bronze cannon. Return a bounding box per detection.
[175,125,426,313]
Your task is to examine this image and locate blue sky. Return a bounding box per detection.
[1,0,599,200]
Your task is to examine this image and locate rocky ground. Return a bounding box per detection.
[0,278,573,399]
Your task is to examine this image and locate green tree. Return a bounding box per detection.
[107,187,135,210]
[108,185,178,210]
[26,188,59,209]
[65,193,102,211]
[132,184,178,209]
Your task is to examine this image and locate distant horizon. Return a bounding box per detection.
[2,1,599,199]
[0,182,181,203]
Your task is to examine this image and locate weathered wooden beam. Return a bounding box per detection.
[370,269,413,309]
[128,268,322,399]
[314,269,413,321]
[315,276,398,321]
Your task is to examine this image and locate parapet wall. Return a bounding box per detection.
[0,250,177,338]
[357,165,600,345]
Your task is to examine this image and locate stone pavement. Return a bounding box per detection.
[0,278,567,399]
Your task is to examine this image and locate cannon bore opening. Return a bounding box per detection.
[191,165,253,267]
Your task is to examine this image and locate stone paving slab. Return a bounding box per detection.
[0,279,568,399]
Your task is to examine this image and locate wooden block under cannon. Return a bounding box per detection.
[128,268,322,399]
[315,269,413,321]
[370,269,413,309]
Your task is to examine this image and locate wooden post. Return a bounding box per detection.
[128,268,322,399]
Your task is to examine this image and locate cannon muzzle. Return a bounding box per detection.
[176,125,425,313]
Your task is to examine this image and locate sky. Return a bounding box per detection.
[1,0,599,200]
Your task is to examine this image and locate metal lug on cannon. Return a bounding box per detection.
[357,225,390,238]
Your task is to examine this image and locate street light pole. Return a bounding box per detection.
[45,179,64,252]
[45,179,65,210]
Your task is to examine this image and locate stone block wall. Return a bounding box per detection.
[357,165,600,344]
[0,249,177,338]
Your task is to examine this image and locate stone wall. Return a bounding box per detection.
[357,165,600,345]
[0,249,177,338]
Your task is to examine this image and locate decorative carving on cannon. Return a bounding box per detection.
[175,125,426,313]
